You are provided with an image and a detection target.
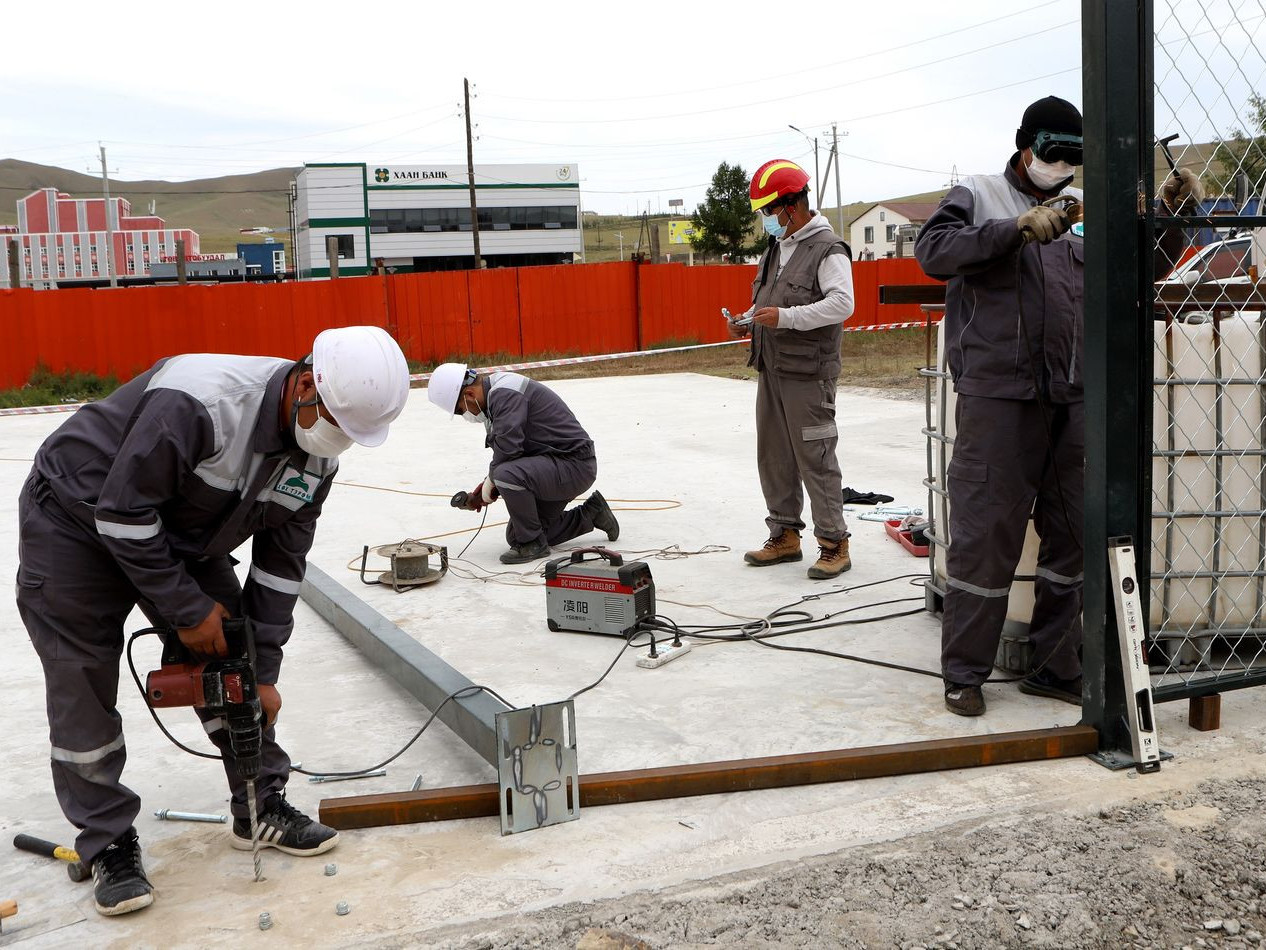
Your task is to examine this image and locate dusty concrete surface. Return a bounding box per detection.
[1,373,1263,948]
[420,775,1266,950]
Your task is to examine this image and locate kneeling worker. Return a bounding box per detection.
[15,326,411,915]
[427,364,619,564]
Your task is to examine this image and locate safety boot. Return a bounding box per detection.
[583,491,620,542]
[744,529,802,566]
[807,537,851,579]
[944,683,986,717]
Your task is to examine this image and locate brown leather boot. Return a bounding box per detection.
[744,529,802,566]
[807,537,852,579]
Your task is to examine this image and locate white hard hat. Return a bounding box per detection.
[311,326,410,447]
[427,362,471,415]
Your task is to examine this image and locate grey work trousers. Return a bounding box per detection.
[941,394,1084,686]
[755,371,848,543]
[491,454,598,548]
[15,474,290,864]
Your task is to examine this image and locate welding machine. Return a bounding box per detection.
[544,547,655,637]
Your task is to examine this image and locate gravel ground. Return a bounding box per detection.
[406,777,1266,950]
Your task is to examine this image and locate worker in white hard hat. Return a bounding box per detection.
[427,362,619,564]
[14,325,410,916]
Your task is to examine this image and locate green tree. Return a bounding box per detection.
[1205,93,1266,199]
[691,162,760,262]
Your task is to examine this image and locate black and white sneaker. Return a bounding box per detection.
[92,828,154,916]
[231,792,339,857]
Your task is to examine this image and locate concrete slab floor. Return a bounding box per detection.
[1,372,1263,947]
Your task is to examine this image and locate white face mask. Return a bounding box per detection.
[295,415,354,457]
[291,392,354,457]
[461,394,485,424]
[1027,154,1076,191]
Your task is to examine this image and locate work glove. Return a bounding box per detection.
[481,475,499,505]
[1161,167,1204,213]
[463,477,499,511]
[463,481,488,511]
[1017,205,1070,245]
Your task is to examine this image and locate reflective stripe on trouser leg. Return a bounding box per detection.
[198,707,290,819]
[940,395,1047,686]
[179,555,290,818]
[16,487,143,865]
[493,454,597,548]
[1027,400,1085,682]
[756,372,846,540]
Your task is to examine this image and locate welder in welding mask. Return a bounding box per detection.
[427,363,620,564]
[914,95,1087,719]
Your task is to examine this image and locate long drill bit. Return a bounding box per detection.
[245,778,264,882]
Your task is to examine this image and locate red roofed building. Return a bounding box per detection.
[1,187,200,288]
[848,200,942,260]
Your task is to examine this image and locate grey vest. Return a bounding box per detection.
[747,229,851,381]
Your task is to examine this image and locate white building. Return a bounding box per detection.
[848,201,941,260]
[292,163,582,277]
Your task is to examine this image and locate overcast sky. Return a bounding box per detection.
[3,0,1262,217]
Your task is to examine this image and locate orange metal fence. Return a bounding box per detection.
[0,259,941,389]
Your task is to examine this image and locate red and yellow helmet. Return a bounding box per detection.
[749,159,811,212]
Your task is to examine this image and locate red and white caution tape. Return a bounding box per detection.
[0,319,938,418]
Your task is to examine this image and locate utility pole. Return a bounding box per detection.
[616,233,624,261]
[99,144,118,288]
[463,78,482,270]
[788,125,821,207]
[6,239,20,288]
[831,123,844,237]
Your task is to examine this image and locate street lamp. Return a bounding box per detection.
[616,233,625,262]
[788,124,820,206]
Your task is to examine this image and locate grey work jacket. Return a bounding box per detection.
[481,372,595,471]
[30,355,336,682]
[914,157,1084,404]
[748,229,852,381]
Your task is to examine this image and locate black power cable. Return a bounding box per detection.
[125,627,516,779]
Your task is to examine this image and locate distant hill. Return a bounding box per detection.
[0,159,299,254]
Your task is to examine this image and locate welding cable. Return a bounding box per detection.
[456,505,489,559]
[126,628,225,764]
[565,626,659,702]
[125,626,519,779]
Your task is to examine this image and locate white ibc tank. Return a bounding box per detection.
[929,312,1265,658]
[928,321,1040,644]
[1151,314,1265,634]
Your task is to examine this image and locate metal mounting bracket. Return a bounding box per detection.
[495,701,579,835]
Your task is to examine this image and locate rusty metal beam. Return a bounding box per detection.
[320,724,1098,830]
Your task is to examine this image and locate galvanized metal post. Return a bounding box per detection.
[300,564,507,767]
[1081,0,1153,761]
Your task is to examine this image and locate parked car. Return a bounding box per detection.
[1157,236,1252,287]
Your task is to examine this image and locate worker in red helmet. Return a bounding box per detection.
[725,158,856,580]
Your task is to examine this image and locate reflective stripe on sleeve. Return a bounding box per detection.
[95,517,163,540]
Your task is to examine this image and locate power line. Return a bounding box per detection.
[478,20,1077,126]
[482,1,1063,106]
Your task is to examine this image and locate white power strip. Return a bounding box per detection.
[636,641,692,669]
